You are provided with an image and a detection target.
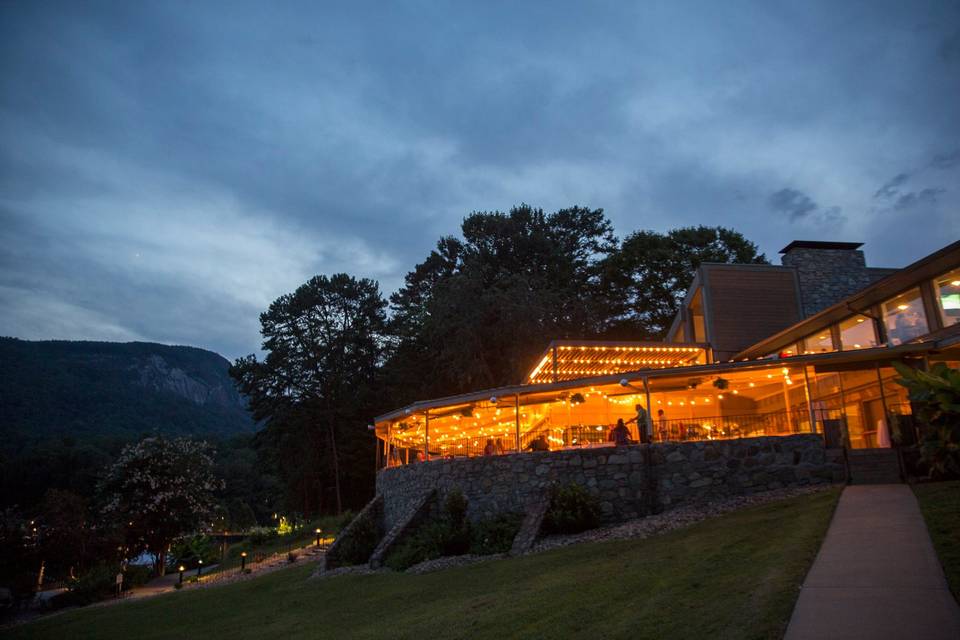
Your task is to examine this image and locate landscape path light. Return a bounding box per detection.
[197,559,203,578]
[315,528,322,547]
[240,552,247,572]
[178,565,185,585]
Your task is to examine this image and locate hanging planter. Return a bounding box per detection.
[569,392,586,405]
[712,377,729,390]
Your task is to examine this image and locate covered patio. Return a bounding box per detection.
[373,341,950,468]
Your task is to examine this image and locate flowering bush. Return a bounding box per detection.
[98,436,223,575]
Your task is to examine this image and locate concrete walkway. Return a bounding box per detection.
[785,485,960,640]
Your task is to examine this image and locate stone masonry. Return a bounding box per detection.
[780,246,891,318]
[376,434,844,531]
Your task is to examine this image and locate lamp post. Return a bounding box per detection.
[240,552,247,572]
[315,528,322,548]
[178,565,185,585]
[197,559,203,578]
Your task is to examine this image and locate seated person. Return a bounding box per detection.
[483,438,496,456]
[526,434,550,451]
[608,418,632,446]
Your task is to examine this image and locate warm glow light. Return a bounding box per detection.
[952,280,960,287]
[897,304,909,311]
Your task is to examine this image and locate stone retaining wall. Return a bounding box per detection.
[376,435,844,529]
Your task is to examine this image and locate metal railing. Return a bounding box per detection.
[384,409,821,466]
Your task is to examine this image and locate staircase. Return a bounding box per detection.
[847,448,902,484]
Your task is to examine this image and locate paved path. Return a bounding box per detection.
[785,485,960,640]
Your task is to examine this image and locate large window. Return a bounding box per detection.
[882,287,929,345]
[801,331,834,354]
[839,315,878,350]
[933,267,960,328]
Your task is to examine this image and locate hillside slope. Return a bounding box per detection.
[0,338,254,447]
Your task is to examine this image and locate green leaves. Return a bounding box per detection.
[893,361,960,478]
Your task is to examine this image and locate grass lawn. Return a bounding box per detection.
[913,480,960,602]
[7,489,840,640]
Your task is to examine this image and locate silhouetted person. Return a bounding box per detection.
[608,418,632,446]
[526,434,549,451]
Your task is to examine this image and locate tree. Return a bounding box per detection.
[230,274,389,515]
[602,226,767,339]
[384,204,618,398]
[98,437,221,576]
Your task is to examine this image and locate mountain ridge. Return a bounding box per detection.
[0,337,255,448]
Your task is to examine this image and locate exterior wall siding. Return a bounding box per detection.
[376,434,842,530]
[704,266,802,360]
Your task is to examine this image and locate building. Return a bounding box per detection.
[373,238,960,463]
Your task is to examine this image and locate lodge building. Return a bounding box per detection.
[373,239,960,464]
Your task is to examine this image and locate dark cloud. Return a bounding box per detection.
[874,172,911,199]
[894,187,946,210]
[1,1,959,358]
[769,188,818,220]
[930,149,960,169]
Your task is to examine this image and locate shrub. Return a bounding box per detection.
[287,551,298,563]
[469,513,523,555]
[173,582,183,590]
[169,534,219,569]
[247,526,279,546]
[123,564,153,588]
[543,482,601,535]
[329,510,382,567]
[384,489,473,571]
[894,362,960,479]
[384,521,451,571]
[67,563,120,605]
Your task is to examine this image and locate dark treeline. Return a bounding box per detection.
[233,204,767,517]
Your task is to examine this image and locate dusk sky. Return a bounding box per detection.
[1,1,958,360]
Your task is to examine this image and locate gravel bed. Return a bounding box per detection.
[405,553,507,575]
[532,484,835,553]
[311,563,387,580]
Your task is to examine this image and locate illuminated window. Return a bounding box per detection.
[881,287,929,345]
[933,267,960,328]
[838,315,877,350]
[801,331,834,354]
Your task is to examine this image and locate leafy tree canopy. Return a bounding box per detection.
[98,436,222,575]
[602,226,768,339]
[230,274,388,514]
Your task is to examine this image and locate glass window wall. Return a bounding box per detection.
[881,287,929,345]
[838,315,878,350]
[801,331,835,354]
[933,267,960,328]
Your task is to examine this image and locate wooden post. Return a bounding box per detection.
[642,376,653,442]
[781,376,795,433]
[515,393,522,452]
[802,366,817,433]
[424,410,430,462]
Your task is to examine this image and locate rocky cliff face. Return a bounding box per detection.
[135,353,246,410]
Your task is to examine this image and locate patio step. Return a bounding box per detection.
[847,449,901,484]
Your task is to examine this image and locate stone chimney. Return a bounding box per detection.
[780,241,876,317]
